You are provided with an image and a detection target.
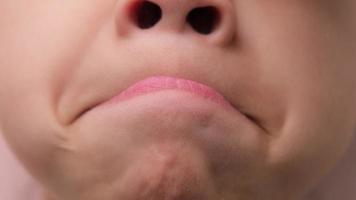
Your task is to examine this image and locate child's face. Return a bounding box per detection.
[1,1,356,200]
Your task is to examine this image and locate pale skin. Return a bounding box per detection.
[0,0,356,200]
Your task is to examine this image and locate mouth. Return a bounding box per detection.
[100,75,235,110]
[72,75,264,132]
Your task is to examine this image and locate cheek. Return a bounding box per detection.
[0,1,105,186]
[234,0,356,191]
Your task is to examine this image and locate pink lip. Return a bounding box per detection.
[103,76,233,108]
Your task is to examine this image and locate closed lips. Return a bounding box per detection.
[73,75,264,133]
[102,75,234,108]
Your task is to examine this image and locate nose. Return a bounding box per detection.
[116,0,236,46]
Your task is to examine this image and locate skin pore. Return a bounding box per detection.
[0,0,356,200]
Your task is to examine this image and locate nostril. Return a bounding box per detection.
[131,1,162,29]
[187,6,220,35]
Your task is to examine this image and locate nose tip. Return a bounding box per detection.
[117,0,236,46]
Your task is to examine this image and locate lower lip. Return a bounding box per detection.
[103,76,233,108]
